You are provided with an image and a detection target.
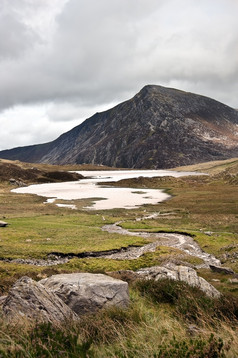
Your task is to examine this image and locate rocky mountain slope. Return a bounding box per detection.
[1,85,238,168]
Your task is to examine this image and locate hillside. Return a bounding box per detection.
[0,85,238,168]
[0,159,84,184]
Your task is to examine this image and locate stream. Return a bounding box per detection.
[101,220,221,268]
[1,216,221,268]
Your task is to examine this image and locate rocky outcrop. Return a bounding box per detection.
[40,273,129,315]
[0,85,237,168]
[2,276,77,323]
[135,264,221,298]
[1,273,129,323]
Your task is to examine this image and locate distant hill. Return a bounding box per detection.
[1,85,238,168]
[0,159,83,184]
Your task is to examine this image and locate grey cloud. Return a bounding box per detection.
[0,0,238,140]
[42,0,238,108]
[46,102,98,123]
[0,2,40,60]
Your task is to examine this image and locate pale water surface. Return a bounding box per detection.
[12,170,204,210]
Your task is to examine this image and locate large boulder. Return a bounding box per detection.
[136,264,221,298]
[2,276,77,323]
[40,273,129,315]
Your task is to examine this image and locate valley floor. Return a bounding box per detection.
[0,158,237,357]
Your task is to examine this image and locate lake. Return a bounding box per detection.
[12,169,204,210]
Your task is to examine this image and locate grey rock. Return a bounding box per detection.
[228,278,238,284]
[136,264,221,298]
[40,273,129,315]
[9,178,26,187]
[2,276,77,323]
[204,231,213,236]
[0,221,8,227]
[9,178,17,185]
[210,265,235,275]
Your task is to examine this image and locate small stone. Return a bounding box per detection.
[0,221,8,227]
[9,178,17,185]
[229,278,238,284]
[204,231,213,236]
[25,239,32,242]
[210,265,235,275]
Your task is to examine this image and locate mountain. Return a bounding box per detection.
[1,85,238,168]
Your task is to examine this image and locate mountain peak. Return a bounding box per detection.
[139,84,186,95]
[137,84,172,97]
[0,85,238,168]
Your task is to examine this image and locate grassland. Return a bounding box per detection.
[0,158,237,356]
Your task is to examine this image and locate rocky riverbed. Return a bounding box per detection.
[101,221,221,268]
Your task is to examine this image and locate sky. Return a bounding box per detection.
[0,0,238,150]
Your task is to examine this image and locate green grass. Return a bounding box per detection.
[62,246,188,272]
[0,214,149,259]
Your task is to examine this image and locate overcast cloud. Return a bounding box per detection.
[0,0,238,150]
